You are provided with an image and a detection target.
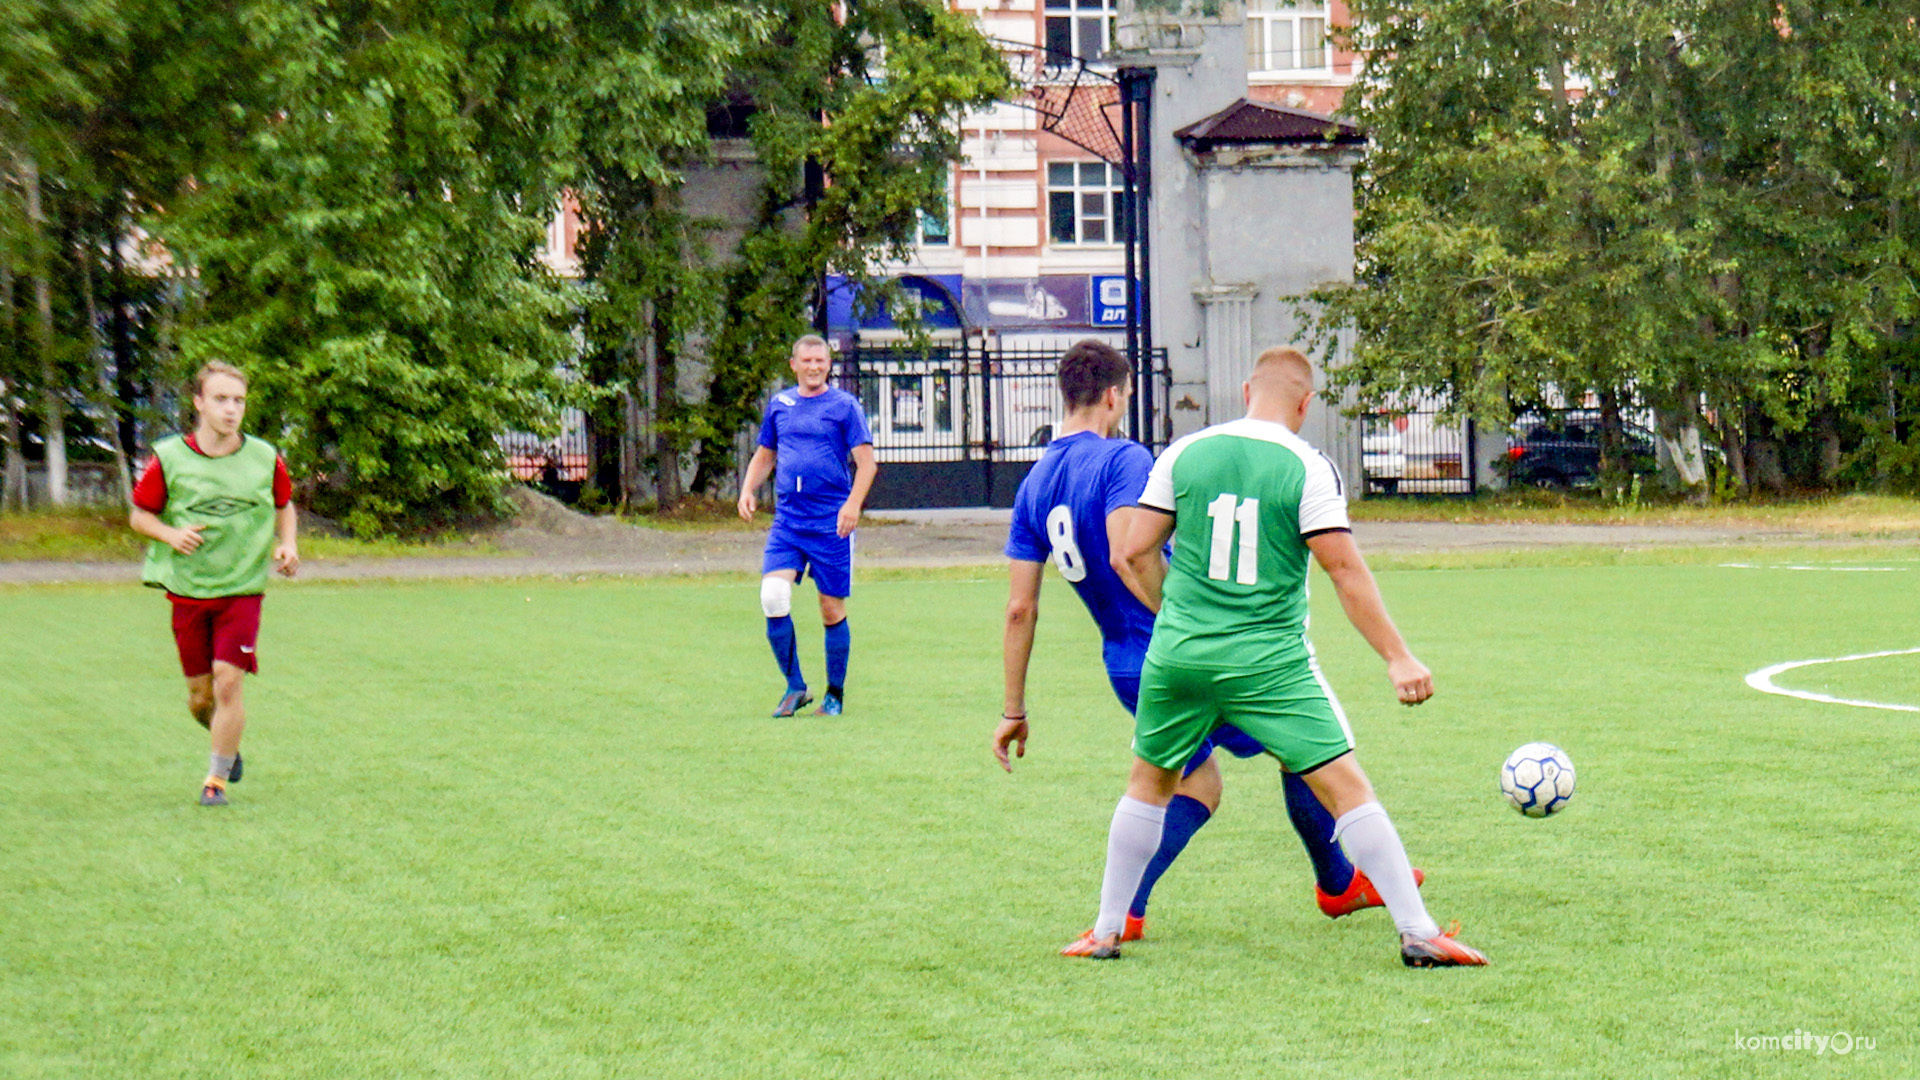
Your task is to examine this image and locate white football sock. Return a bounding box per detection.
[1093,796,1166,939]
[1332,802,1440,940]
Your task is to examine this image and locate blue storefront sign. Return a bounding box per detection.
[1091,275,1131,327]
[825,274,967,334]
[828,273,1134,335]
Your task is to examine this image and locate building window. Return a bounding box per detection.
[1045,0,1116,64]
[919,202,951,247]
[1047,161,1127,246]
[1248,1,1329,74]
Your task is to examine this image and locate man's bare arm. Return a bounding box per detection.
[1113,507,1175,613]
[130,507,203,555]
[737,446,776,520]
[995,559,1045,771]
[273,502,300,577]
[837,443,878,537]
[1307,529,1432,704]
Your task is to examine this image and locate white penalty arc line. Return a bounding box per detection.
[1745,647,1920,713]
[1720,563,1908,572]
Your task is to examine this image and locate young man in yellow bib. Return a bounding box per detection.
[130,362,300,806]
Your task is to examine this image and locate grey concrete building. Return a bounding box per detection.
[1117,0,1367,482]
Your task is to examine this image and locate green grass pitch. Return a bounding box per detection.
[2,560,1916,1078]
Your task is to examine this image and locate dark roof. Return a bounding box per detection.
[1174,99,1365,150]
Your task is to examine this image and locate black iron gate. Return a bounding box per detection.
[840,343,1171,509]
[1358,402,1476,496]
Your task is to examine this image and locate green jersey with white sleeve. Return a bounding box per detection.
[1137,417,1350,671]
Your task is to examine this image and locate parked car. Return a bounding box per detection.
[1506,413,1657,488]
[1361,430,1406,494]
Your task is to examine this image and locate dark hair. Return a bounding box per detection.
[1058,340,1130,409]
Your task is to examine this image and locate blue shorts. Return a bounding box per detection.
[1106,671,1270,777]
[762,523,854,598]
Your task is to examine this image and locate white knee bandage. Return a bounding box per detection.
[761,576,793,618]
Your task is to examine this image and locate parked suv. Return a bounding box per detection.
[1506,413,1657,488]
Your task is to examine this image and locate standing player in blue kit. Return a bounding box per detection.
[739,335,878,717]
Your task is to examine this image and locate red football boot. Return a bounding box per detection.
[1316,867,1425,918]
[1060,929,1122,959]
[1401,922,1489,967]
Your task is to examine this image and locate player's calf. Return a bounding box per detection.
[186,678,214,730]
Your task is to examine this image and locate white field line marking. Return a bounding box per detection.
[1745,647,1920,713]
[1720,563,1908,572]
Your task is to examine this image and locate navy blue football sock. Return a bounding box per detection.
[766,616,805,692]
[824,617,850,694]
[1284,769,1355,895]
[1128,794,1211,919]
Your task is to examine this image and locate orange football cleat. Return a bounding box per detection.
[1122,914,1145,942]
[1401,922,1488,967]
[1060,929,1122,959]
[1317,867,1425,918]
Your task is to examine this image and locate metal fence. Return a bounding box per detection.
[499,407,590,486]
[839,343,1171,508]
[494,345,1171,509]
[1357,397,1475,496]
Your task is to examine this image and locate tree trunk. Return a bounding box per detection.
[1744,404,1788,493]
[1747,440,1787,493]
[0,262,26,511]
[619,385,644,506]
[1597,388,1624,477]
[1716,405,1747,494]
[23,154,67,506]
[1654,390,1709,501]
[78,230,133,503]
[1813,407,1842,487]
[109,220,139,457]
[649,306,681,509]
[153,265,189,430]
[0,378,21,512]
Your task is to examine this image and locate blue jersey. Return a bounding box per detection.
[1006,431,1157,676]
[758,386,873,529]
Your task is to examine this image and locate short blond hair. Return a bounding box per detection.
[194,361,248,394]
[1253,346,1313,378]
[791,334,831,357]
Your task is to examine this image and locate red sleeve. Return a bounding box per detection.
[273,456,293,509]
[131,456,168,513]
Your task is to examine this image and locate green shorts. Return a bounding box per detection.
[1133,655,1355,774]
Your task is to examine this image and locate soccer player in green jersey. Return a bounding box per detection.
[1063,347,1487,967]
[130,362,299,807]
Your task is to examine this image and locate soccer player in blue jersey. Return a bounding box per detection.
[994,340,1415,941]
[739,335,878,717]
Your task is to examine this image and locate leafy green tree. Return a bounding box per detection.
[0,0,120,507]
[3,0,254,508]
[7,0,1006,526]
[162,2,605,534]
[1311,0,1920,496]
[571,0,1010,506]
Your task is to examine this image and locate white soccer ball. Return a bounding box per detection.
[1500,742,1576,817]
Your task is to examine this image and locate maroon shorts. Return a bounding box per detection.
[168,593,264,677]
